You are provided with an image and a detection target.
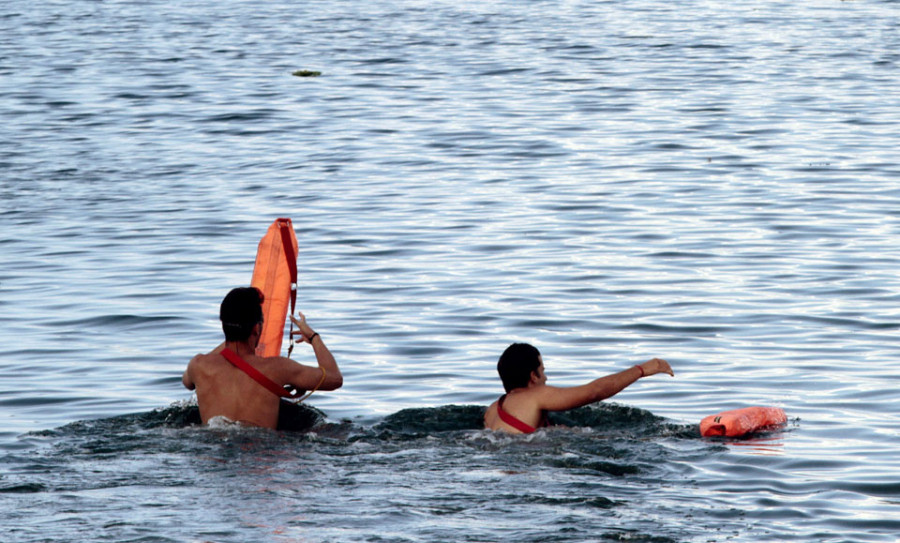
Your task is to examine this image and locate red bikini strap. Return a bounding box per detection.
[221,348,292,398]
[497,395,537,433]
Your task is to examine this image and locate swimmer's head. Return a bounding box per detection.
[497,342,543,392]
[220,287,264,341]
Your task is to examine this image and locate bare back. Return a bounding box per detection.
[183,304,342,430]
[184,351,284,428]
[484,388,547,433]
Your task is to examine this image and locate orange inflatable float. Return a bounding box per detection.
[250,218,298,358]
[700,406,787,437]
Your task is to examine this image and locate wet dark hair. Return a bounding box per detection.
[219,287,264,342]
[497,343,542,392]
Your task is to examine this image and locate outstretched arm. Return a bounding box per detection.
[533,358,673,412]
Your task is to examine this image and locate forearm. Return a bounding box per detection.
[310,335,343,389]
[587,365,643,402]
[588,358,672,401]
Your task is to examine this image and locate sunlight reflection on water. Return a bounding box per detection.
[2,0,900,541]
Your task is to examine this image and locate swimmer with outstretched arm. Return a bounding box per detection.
[484,343,674,434]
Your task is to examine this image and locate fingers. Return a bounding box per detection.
[656,358,674,376]
[647,358,675,377]
[290,312,313,343]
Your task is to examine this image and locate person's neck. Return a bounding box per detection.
[224,340,255,357]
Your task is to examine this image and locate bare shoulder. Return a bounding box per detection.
[186,353,203,368]
[184,353,214,390]
[483,400,500,427]
[190,352,215,364]
[187,352,222,372]
[261,354,304,369]
[514,384,551,402]
[529,383,598,412]
[258,354,312,377]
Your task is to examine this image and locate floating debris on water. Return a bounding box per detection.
[292,70,322,77]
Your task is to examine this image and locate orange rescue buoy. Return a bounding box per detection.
[250,218,298,358]
[700,406,787,437]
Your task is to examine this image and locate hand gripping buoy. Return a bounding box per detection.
[700,406,787,437]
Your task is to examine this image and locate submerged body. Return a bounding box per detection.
[183,334,339,428]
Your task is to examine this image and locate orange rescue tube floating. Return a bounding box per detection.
[250,218,298,358]
[700,406,787,437]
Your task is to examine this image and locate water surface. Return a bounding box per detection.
[2,0,899,541]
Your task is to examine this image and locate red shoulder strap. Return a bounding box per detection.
[497,395,538,433]
[221,348,292,398]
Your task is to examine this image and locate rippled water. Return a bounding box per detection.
[2,0,899,541]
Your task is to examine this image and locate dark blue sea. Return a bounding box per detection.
[2,0,899,541]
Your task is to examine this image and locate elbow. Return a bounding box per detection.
[324,372,343,391]
[331,374,344,390]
